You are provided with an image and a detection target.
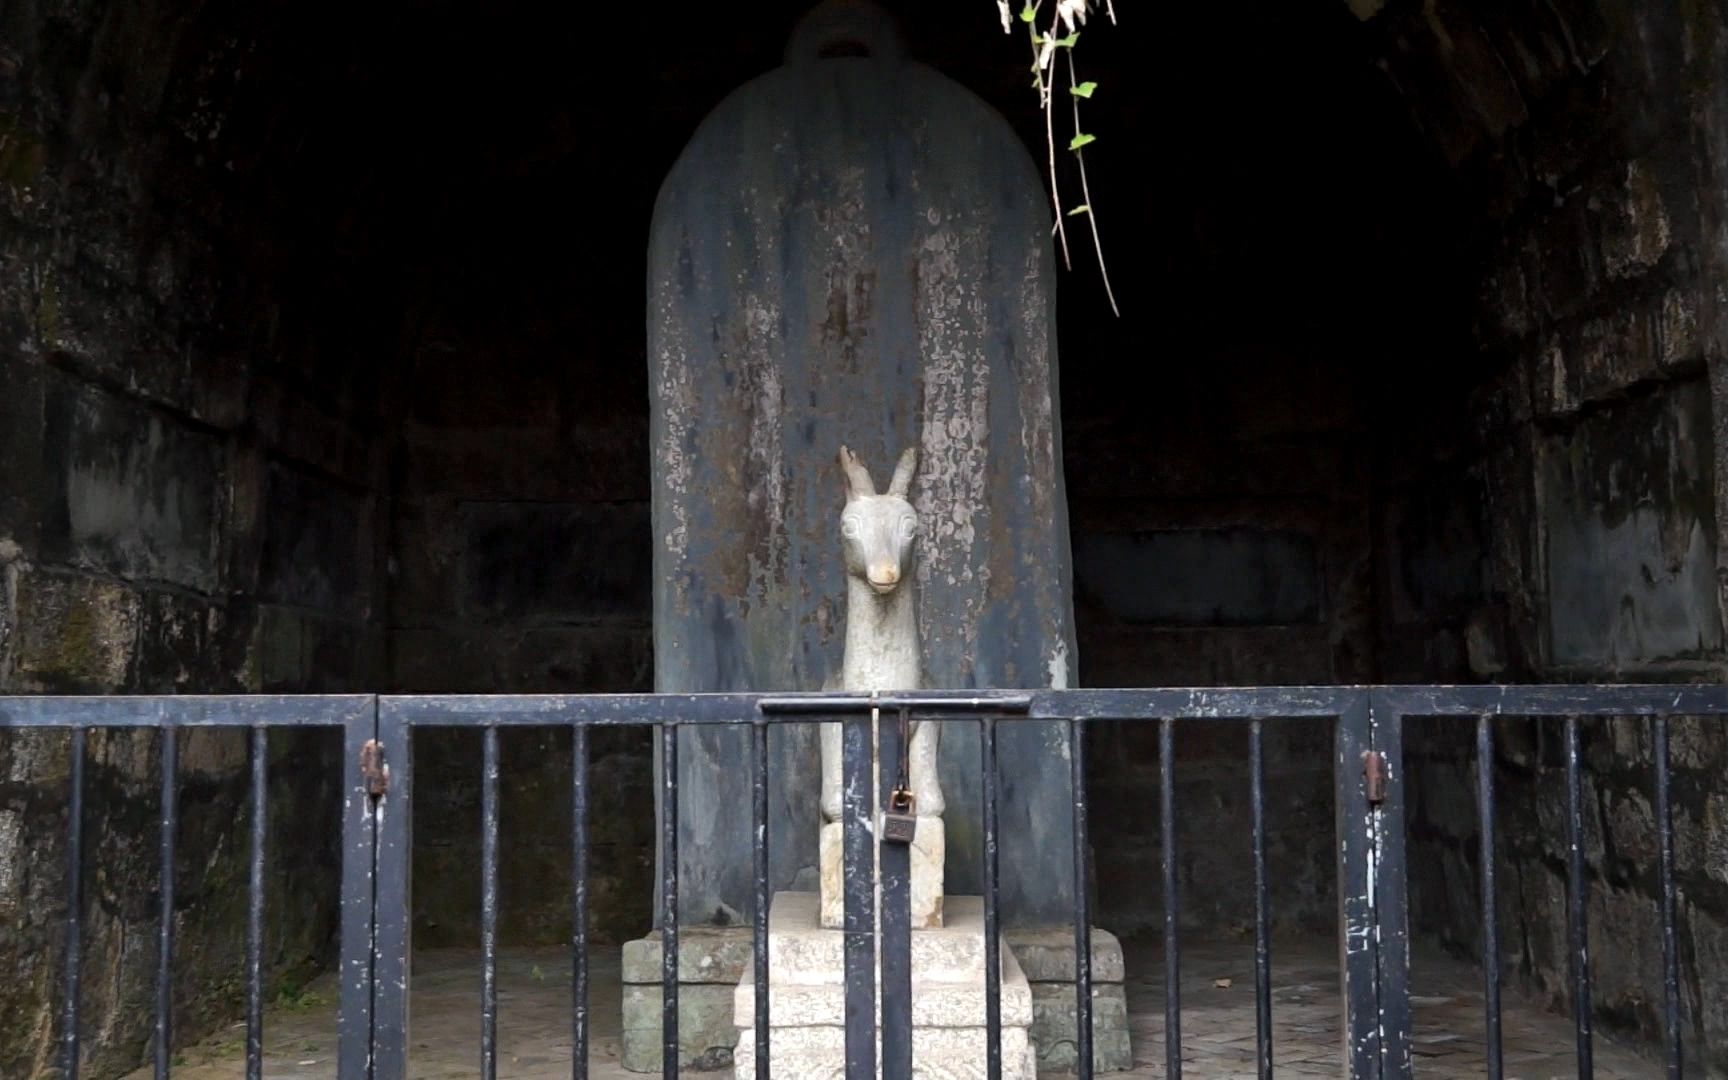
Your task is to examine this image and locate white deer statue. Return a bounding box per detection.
[817,444,945,928]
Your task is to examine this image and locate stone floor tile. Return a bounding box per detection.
[125,935,1687,1078]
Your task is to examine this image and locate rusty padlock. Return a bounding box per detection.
[883,786,918,844]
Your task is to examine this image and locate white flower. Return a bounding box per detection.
[1057,0,1090,33]
[997,0,1013,32]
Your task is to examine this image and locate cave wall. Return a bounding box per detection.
[5,0,1728,1072]
[1359,1,1728,1065]
[0,1,391,1074]
[1067,2,1450,940]
[388,307,657,948]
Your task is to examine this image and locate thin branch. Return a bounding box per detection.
[1067,49,1118,315]
[1031,8,1073,269]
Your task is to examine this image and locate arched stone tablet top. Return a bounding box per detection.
[784,0,906,65]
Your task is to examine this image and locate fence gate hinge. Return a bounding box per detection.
[360,739,389,798]
[1362,750,1387,805]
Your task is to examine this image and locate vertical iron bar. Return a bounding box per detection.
[1564,715,1594,1078]
[1160,717,1180,1080]
[1249,720,1271,1080]
[661,722,680,1080]
[751,720,770,1080]
[573,722,590,1080]
[1477,717,1502,1079]
[842,711,876,1080]
[1336,693,1380,1078]
[879,714,912,1080]
[982,717,1002,1080]
[1374,696,1412,1079]
[1070,718,1094,1080]
[340,704,385,1078]
[62,727,86,1080]
[155,724,178,1080]
[246,727,268,1080]
[1653,716,1682,1079]
[482,725,501,1080]
[369,704,413,1077]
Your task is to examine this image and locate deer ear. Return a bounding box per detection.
[887,446,917,498]
[838,445,875,501]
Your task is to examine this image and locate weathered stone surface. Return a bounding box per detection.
[11,567,139,691]
[622,983,738,1072]
[730,1023,1036,1080]
[1691,904,1728,1057]
[389,624,651,694]
[648,0,1078,928]
[1028,982,1132,1073]
[729,890,1037,1079]
[1003,926,1126,984]
[732,964,1034,1029]
[760,892,991,984]
[415,725,654,950]
[462,501,651,619]
[41,380,224,592]
[1074,528,1321,627]
[622,927,753,985]
[1541,379,1720,670]
[258,464,370,618]
[819,816,943,931]
[1598,160,1671,279]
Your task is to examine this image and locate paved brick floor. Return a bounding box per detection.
[134,937,1674,1078]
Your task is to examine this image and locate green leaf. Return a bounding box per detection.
[1056,32,1080,47]
[1067,204,1091,216]
[1071,80,1098,98]
[1068,132,1097,150]
[1019,3,1037,22]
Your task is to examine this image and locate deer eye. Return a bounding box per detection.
[899,516,917,538]
[841,517,861,539]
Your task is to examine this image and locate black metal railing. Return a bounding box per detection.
[4,685,1725,1080]
[1370,685,1728,1080]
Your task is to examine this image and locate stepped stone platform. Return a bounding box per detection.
[732,892,1037,1079]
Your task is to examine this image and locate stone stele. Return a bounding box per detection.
[646,0,1078,934]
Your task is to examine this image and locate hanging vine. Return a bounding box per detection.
[997,0,1119,315]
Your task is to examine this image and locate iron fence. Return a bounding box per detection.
[3,685,1725,1080]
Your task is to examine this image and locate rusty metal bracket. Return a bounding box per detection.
[360,739,389,798]
[1363,749,1388,805]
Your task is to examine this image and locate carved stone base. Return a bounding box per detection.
[1005,926,1133,1073]
[618,913,1134,1074]
[733,892,1035,1079]
[621,927,752,1072]
[819,815,944,929]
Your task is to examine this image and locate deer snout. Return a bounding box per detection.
[866,561,900,591]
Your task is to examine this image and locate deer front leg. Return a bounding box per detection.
[820,720,843,822]
[907,718,943,817]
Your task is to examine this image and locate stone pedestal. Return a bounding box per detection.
[733,892,1036,1079]
[819,815,944,930]
[622,927,753,1072]
[621,917,1134,1074]
[1004,927,1133,1073]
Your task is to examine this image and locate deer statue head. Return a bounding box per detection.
[838,444,919,597]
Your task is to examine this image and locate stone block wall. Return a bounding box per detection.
[0,2,391,1074]
[1354,2,1728,1066]
[1072,358,1372,938]
[387,309,656,949]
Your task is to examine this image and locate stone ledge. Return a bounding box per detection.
[733,946,1034,1028]
[1004,925,1126,983]
[766,892,993,983]
[732,1024,1038,1080]
[622,926,753,985]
